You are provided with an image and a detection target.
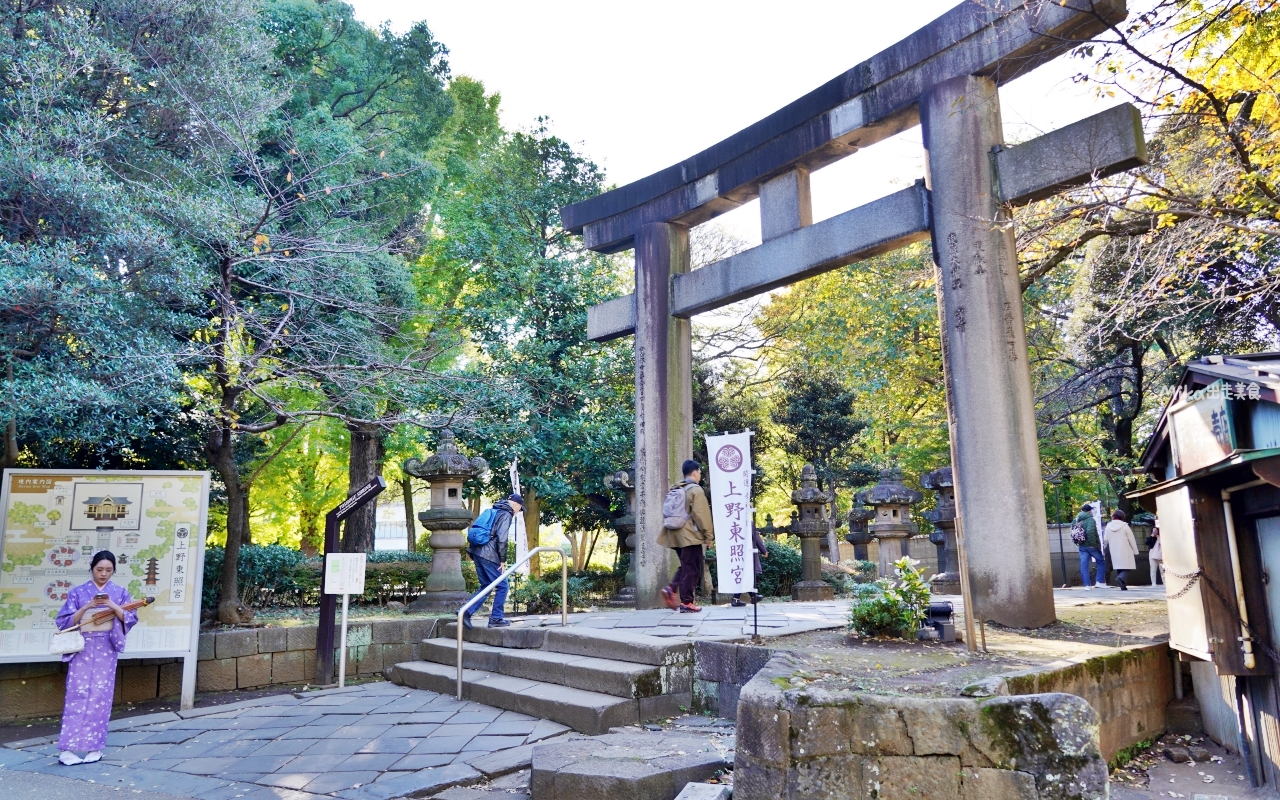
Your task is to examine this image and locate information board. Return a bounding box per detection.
[0,469,210,661]
[325,553,366,595]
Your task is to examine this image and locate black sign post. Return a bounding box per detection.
[315,476,386,686]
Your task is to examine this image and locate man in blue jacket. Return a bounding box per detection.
[464,494,522,629]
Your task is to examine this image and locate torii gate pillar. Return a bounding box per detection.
[634,222,690,609]
[922,75,1056,627]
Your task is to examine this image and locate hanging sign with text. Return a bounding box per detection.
[705,432,755,595]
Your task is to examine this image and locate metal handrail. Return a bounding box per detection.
[456,545,568,699]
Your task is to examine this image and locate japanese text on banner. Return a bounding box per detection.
[705,432,754,595]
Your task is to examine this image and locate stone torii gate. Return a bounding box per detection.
[563,0,1146,627]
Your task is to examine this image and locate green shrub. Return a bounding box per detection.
[202,545,318,610]
[510,574,597,614]
[848,557,932,638]
[706,541,802,598]
[850,560,877,583]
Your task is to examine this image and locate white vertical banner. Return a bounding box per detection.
[705,432,755,595]
[509,460,528,575]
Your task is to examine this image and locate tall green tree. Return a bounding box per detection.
[421,121,633,573]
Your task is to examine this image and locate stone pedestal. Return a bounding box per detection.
[922,74,1056,627]
[922,467,961,595]
[403,431,487,612]
[790,464,834,602]
[864,468,922,581]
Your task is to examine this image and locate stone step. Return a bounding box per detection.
[419,637,687,699]
[439,621,549,649]
[542,627,693,667]
[387,660,688,736]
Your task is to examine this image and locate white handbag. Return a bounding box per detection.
[49,628,85,655]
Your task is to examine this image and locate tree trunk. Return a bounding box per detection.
[343,422,385,553]
[827,495,842,564]
[401,475,416,552]
[1,364,17,471]
[524,484,541,577]
[208,431,254,624]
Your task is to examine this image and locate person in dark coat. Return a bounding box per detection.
[731,523,768,607]
[463,494,522,629]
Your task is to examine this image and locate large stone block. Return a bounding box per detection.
[198,632,216,661]
[898,697,975,756]
[21,661,61,679]
[0,675,65,718]
[356,643,385,674]
[196,658,237,692]
[301,649,316,681]
[119,664,159,703]
[789,754,863,800]
[692,679,719,715]
[972,694,1107,800]
[694,641,736,683]
[960,767,1038,800]
[846,695,912,756]
[736,698,791,766]
[216,629,258,659]
[346,623,373,648]
[792,704,855,759]
[531,732,726,800]
[286,625,317,651]
[271,650,305,685]
[871,755,961,800]
[237,653,272,688]
[158,662,183,697]
[404,617,438,642]
[735,646,774,685]
[381,642,414,667]
[258,627,288,653]
[370,619,406,644]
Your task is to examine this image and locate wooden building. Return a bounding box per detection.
[1133,353,1280,788]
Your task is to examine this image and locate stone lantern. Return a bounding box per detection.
[403,430,488,612]
[604,468,637,607]
[921,466,961,595]
[790,463,835,601]
[846,495,875,562]
[864,467,922,580]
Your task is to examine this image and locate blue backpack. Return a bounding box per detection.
[467,508,499,547]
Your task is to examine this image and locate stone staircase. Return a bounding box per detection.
[385,622,693,735]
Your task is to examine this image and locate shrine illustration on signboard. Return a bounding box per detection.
[0,470,209,660]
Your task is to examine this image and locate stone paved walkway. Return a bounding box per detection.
[511,584,1163,640]
[0,681,568,800]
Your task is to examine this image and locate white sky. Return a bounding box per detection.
[351,0,1117,245]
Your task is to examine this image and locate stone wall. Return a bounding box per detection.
[962,642,1174,762]
[0,617,440,722]
[734,653,1109,800]
[692,640,777,716]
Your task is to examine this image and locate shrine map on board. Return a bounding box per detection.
[0,470,209,660]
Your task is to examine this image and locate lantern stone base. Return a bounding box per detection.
[930,572,962,595]
[791,580,834,602]
[405,591,471,613]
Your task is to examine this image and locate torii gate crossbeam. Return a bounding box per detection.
[564,0,1145,627]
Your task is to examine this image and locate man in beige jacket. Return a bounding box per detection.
[658,460,714,613]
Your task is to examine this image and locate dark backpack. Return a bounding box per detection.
[467,508,499,547]
[1069,520,1088,546]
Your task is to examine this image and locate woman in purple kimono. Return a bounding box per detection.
[55,551,137,766]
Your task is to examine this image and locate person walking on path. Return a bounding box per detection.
[464,494,523,629]
[731,522,768,607]
[55,551,137,767]
[658,460,714,613]
[1104,509,1140,591]
[1075,503,1106,589]
[1147,525,1163,585]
